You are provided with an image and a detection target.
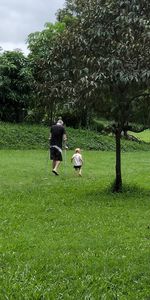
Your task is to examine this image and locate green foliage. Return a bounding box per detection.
[0,50,33,122]
[60,111,80,128]
[90,119,105,133]
[1,150,150,298]
[0,122,150,151]
[57,0,150,127]
[0,122,48,150]
[27,22,65,57]
[27,22,67,124]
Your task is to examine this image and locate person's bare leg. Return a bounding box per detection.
[79,168,82,176]
[52,160,56,169]
[53,161,61,175]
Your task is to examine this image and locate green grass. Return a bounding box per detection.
[1,150,150,299]
[130,129,150,143]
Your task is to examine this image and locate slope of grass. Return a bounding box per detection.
[0,150,150,299]
[0,121,150,151]
[130,129,150,143]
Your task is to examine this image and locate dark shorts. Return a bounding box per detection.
[74,165,82,170]
[50,147,62,161]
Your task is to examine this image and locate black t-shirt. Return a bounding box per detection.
[50,125,66,148]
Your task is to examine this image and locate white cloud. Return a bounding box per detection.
[0,42,29,55]
[0,0,65,54]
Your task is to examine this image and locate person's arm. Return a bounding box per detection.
[49,127,52,141]
[63,133,67,142]
[63,132,68,149]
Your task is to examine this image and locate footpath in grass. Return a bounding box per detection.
[0,150,150,299]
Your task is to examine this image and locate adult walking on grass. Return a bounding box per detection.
[49,118,67,176]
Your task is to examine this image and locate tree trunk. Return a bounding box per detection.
[114,128,122,192]
[47,99,54,126]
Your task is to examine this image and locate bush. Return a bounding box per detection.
[90,119,105,132]
[60,112,79,128]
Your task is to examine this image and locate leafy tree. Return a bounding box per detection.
[56,0,79,28]
[27,22,66,124]
[54,0,150,191]
[0,50,33,122]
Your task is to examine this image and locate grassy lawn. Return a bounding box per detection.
[0,150,150,299]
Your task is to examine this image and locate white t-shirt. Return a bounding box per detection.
[72,153,83,166]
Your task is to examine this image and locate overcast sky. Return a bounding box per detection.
[0,0,65,54]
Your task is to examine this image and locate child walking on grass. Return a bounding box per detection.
[71,148,83,176]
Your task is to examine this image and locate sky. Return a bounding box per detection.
[0,0,65,55]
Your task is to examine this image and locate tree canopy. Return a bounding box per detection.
[27,22,68,124]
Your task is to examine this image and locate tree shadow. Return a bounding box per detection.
[108,182,150,198]
[83,182,150,205]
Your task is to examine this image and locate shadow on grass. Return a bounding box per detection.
[108,182,150,197]
[83,182,150,204]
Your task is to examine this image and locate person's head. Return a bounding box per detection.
[57,118,64,126]
[75,148,81,153]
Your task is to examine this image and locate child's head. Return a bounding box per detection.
[75,148,81,153]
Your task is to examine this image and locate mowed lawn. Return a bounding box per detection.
[0,150,150,300]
